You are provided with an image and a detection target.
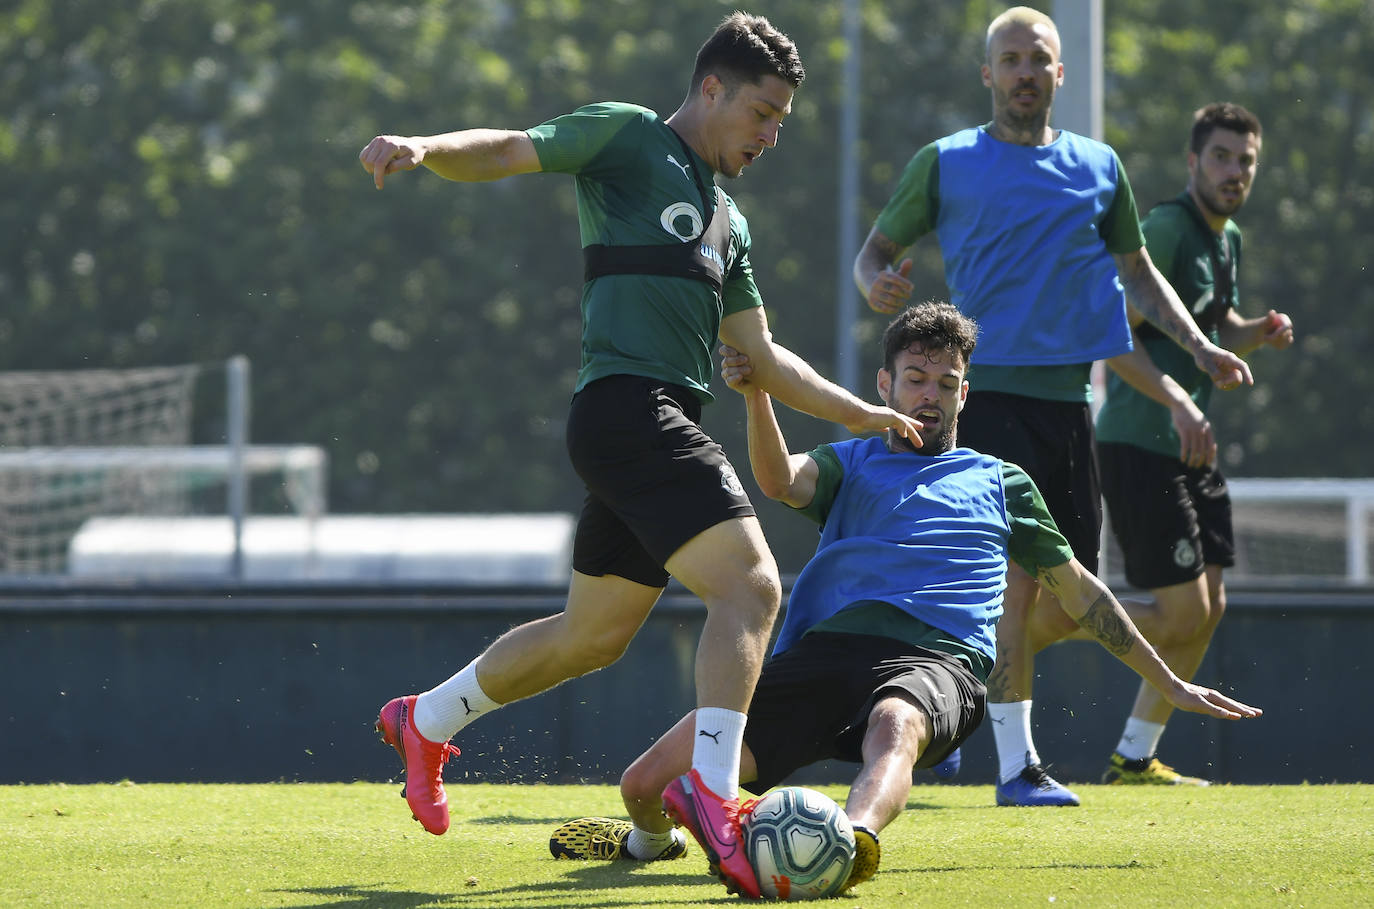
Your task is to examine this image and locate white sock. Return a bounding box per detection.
[691,707,746,800]
[988,700,1040,784]
[1117,717,1166,761]
[412,661,501,743]
[627,827,677,860]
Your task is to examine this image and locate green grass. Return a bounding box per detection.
[2,782,1371,908]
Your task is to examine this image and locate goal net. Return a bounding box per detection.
[0,363,324,576]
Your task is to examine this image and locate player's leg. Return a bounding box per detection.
[660,516,781,899]
[837,645,985,892]
[614,711,763,841]
[1104,566,1223,786]
[1098,445,1226,784]
[959,393,1090,805]
[378,569,663,835]
[845,694,928,832]
[549,711,728,862]
[567,377,775,896]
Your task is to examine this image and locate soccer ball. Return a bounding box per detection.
[741,786,856,900]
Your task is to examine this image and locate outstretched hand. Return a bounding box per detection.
[1166,680,1262,721]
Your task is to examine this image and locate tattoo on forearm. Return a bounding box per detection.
[1078,593,1134,656]
[873,233,903,262]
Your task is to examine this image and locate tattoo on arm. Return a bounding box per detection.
[1078,592,1134,656]
[872,232,904,263]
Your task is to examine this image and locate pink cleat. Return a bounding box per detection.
[662,769,761,899]
[376,695,459,835]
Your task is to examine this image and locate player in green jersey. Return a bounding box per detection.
[359,12,920,899]
[1030,102,1293,786]
[850,6,1256,807]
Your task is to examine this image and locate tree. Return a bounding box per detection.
[1,1,1368,578]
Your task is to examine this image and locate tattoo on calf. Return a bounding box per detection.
[986,661,1012,700]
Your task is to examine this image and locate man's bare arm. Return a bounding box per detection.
[359,129,541,189]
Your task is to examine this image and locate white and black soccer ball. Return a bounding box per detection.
[741,786,856,900]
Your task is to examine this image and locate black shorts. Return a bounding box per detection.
[565,375,754,588]
[957,391,1102,573]
[1098,441,1235,590]
[741,631,986,794]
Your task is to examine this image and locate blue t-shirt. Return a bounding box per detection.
[776,438,1072,665]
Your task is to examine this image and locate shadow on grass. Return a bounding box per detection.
[266,883,459,908]
[273,864,735,908]
[468,813,598,826]
[907,860,1151,874]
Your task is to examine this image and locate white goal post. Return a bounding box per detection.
[0,358,326,576]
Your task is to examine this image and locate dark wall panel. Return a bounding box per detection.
[3,587,1367,786]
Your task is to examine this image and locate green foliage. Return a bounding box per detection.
[1106,0,1374,477]
[2,782,1371,907]
[0,1,1368,570]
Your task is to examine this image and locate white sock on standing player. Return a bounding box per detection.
[412,661,500,743]
[988,700,1040,784]
[691,707,746,800]
[1116,717,1165,761]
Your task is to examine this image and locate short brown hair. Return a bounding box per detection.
[690,12,805,94]
[1190,102,1263,155]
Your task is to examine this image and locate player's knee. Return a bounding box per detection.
[1163,591,1225,644]
[863,696,927,766]
[703,563,781,630]
[620,760,661,814]
[559,618,638,675]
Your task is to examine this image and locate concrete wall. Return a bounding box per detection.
[3,583,1367,786]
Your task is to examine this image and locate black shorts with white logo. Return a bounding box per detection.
[742,631,986,794]
[1098,441,1235,590]
[956,390,1102,573]
[565,375,754,588]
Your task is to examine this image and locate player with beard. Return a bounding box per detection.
[852,6,1257,806]
[549,302,1260,893]
[1033,103,1291,786]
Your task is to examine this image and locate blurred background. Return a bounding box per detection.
[2,0,1370,786]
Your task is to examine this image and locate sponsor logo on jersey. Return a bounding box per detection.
[698,242,726,272]
[660,201,704,242]
[666,154,693,182]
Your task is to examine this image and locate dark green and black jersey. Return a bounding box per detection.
[1096,191,1244,457]
[527,102,764,401]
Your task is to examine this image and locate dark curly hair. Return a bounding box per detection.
[881,302,979,376]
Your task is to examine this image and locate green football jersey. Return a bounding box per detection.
[1095,192,1244,457]
[526,102,764,401]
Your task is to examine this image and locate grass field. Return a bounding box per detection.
[3,782,1370,908]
